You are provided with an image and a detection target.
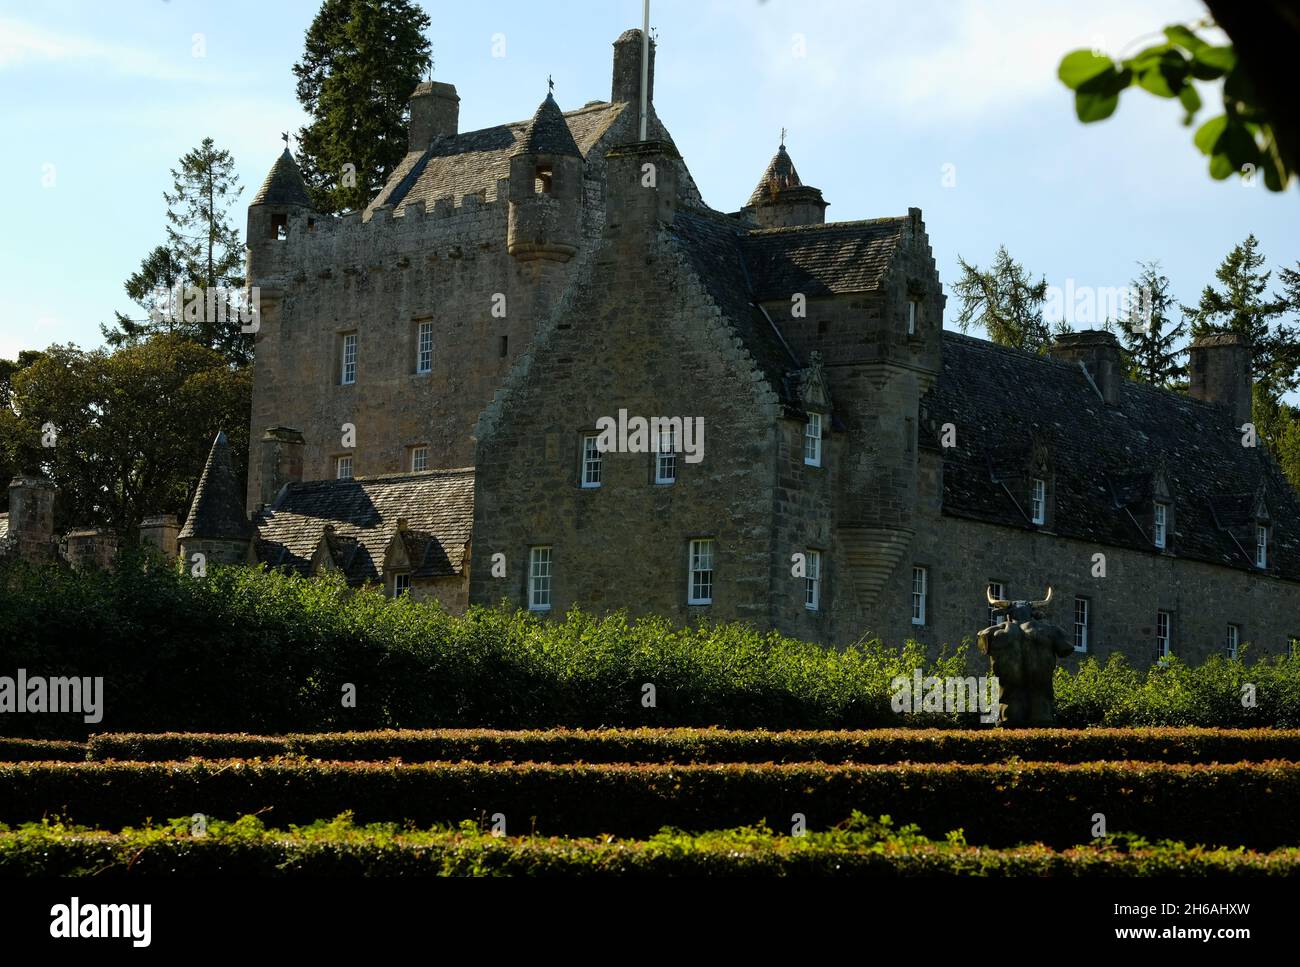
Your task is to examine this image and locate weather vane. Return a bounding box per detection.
[780,127,787,147]
[548,74,554,94]
[281,131,290,149]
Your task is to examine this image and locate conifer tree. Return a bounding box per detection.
[1114,261,1186,387]
[953,246,1055,353]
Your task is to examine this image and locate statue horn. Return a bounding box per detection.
[1030,586,1053,608]
[986,586,1010,608]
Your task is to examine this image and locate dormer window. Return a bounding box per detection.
[1256,524,1269,568]
[907,298,919,336]
[804,413,822,467]
[534,165,553,194]
[1030,478,1046,525]
[393,573,411,598]
[1153,502,1169,549]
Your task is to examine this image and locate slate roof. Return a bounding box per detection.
[252,149,314,208]
[747,144,804,205]
[922,332,1300,580]
[253,468,474,584]
[367,101,625,215]
[179,432,254,541]
[666,210,912,407]
[517,93,582,157]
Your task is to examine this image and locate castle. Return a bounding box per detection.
[152,28,1299,667]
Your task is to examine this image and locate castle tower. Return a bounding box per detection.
[744,141,828,228]
[178,431,254,568]
[246,148,316,287]
[5,475,58,564]
[507,92,583,262]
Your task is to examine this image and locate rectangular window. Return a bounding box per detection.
[336,455,353,480]
[804,413,822,467]
[499,334,508,358]
[1030,478,1046,525]
[410,446,429,472]
[987,581,1004,627]
[1074,596,1089,653]
[581,434,602,488]
[1156,610,1171,658]
[341,332,357,385]
[528,546,552,611]
[1226,624,1240,659]
[1154,503,1168,549]
[688,539,714,605]
[907,299,918,336]
[1256,525,1268,568]
[416,321,433,374]
[805,550,821,611]
[394,573,411,598]
[655,427,677,484]
[911,566,927,626]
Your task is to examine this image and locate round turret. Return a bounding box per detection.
[507,93,583,262]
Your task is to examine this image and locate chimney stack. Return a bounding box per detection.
[1050,330,1124,405]
[1189,333,1252,427]
[259,426,305,508]
[611,28,654,105]
[6,475,57,563]
[604,140,680,234]
[409,81,459,152]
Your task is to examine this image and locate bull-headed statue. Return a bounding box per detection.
[979,586,1074,727]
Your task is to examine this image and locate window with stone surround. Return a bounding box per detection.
[1030,478,1046,525]
[688,539,714,605]
[340,332,357,385]
[415,321,433,374]
[804,413,822,466]
[410,446,429,472]
[1226,624,1240,658]
[393,573,411,598]
[987,581,1005,627]
[907,298,919,336]
[1256,524,1269,568]
[1154,502,1169,549]
[581,434,602,488]
[805,550,821,611]
[528,546,552,611]
[336,455,352,479]
[534,165,553,194]
[1156,610,1172,658]
[911,566,927,625]
[1074,596,1089,652]
[655,426,677,485]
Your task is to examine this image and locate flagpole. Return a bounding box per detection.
[639,0,650,140]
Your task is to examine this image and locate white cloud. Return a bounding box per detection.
[0,17,206,81]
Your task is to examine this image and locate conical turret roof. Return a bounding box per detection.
[747,143,806,206]
[515,93,581,157]
[179,431,254,541]
[252,148,315,208]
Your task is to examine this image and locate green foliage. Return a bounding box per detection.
[64,726,1300,766]
[952,246,1058,353]
[2,810,1294,877]
[3,758,1300,848]
[293,0,432,213]
[1059,23,1293,190]
[1105,261,1187,387]
[0,337,250,534]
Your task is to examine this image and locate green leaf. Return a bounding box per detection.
[1059,49,1114,89]
[1074,66,1130,122]
[1178,83,1202,124]
[1127,43,1173,70]
[1194,45,1236,74]
[1194,115,1228,155]
[1163,25,1207,54]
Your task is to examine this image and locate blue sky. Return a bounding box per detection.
[0,0,1296,361]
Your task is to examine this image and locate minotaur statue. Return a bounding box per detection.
[979,586,1074,727]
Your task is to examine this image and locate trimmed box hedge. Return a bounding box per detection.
[1,814,1296,877]
[3,758,1298,848]
[0,738,86,762]
[83,726,1300,765]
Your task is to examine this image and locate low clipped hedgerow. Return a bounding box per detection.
[1,813,1295,877]
[3,758,1299,848]
[2,558,1298,737]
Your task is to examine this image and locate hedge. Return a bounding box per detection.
[82,727,1300,765]
[4,559,1299,737]
[0,738,85,762]
[3,759,1298,848]
[1,813,1296,877]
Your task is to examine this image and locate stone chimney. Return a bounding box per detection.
[604,140,680,234]
[7,476,56,562]
[139,514,180,561]
[259,426,305,508]
[611,28,654,105]
[409,81,459,151]
[1189,332,1252,427]
[1050,330,1124,405]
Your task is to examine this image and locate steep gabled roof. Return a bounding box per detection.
[742,218,908,299]
[252,148,315,209]
[179,432,254,542]
[747,144,803,206]
[367,101,626,215]
[922,332,1300,579]
[253,468,474,584]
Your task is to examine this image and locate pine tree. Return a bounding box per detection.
[953,246,1054,353]
[293,0,432,214]
[1184,234,1297,401]
[1114,261,1186,387]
